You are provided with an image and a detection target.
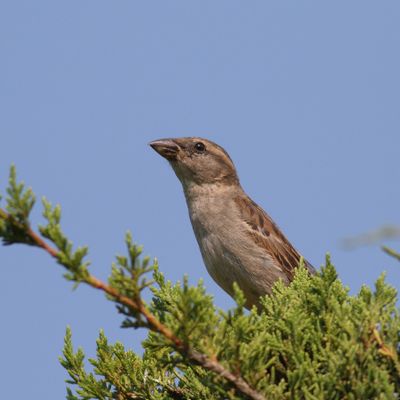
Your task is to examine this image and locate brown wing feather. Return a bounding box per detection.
[234,196,315,280]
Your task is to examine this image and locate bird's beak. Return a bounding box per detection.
[149,139,180,161]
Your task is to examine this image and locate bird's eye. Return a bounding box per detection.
[194,142,206,153]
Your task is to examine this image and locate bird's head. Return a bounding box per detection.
[149,137,239,187]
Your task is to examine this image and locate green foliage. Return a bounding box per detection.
[0,165,36,245]
[39,197,91,283]
[109,232,158,329]
[5,164,36,224]
[62,326,202,400]
[2,165,400,399]
[150,274,219,346]
[61,259,400,399]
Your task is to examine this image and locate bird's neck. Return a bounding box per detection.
[183,181,242,204]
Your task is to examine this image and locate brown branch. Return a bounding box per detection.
[27,226,59,257]
[1,209,266,400]
[372,327,400,376]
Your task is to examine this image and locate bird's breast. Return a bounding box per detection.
[184,188,282,305]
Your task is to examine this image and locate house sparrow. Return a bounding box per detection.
[150,137,315,309]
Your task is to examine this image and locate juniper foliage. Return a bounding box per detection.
[1,166,399,400]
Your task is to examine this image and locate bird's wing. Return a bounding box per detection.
[234,195,316,280]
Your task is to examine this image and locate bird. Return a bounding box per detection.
[149,137,316,309]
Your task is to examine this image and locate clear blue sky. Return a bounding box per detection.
[1,1,399,398]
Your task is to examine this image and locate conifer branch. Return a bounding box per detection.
[382,245,400,262]
[0,208,58,256]
[0,204,266,400]
[3,166,400,399]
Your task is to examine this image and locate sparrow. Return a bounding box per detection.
[149,137,316,309]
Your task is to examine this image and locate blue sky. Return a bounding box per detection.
[1,1,399,398]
